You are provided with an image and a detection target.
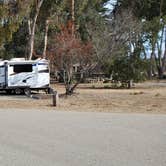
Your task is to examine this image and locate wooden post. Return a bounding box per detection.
[52,91,58,106]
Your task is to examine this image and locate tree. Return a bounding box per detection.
[3,21,29,59]
[105,55,147,88]
[48,21,94,95]
[27,0,67,59]
[115,0,166,78]
[43,0,109,95]
[0,0,21,45]
[146,4,166,78]
[89,7,143,71]
[40,0,68,58]
[0,0,33,59]
[27,0,44,60]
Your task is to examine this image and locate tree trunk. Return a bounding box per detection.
[127,80,133,89]
[28,19,36,60]
[149,51,156,78]
[65,72,83,95]
[70,0,75,36]
[65,80,73,95]
[65,81,80,95]
[161,27,166,76]
[161,50,166,75]
[157,66,164,79]
[28,0,44,60]
[43,19,49,59]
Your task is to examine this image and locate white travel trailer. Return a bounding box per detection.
[0,58,50,94]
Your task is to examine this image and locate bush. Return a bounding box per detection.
[103,55,148,86]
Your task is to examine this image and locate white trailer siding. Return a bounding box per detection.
[36,62,49,88]
[0,65,5,86]
[0,59,50,90]
[7,64,37,88]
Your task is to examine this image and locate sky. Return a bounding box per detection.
[105,0,117,12]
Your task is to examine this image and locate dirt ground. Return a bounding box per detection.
[0,80,166,114]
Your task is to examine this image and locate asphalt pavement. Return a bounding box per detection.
[0,109,166,166]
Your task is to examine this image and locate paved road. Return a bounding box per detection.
[0,110,166,166]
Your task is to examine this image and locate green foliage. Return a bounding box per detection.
[114,0,166,79]
[117,0,166,20]
[3,21,29,59]
[104,55,148,82]
[0,0,32,46]
[77,0,109,40]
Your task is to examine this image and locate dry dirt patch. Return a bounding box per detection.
[0,81,166,113]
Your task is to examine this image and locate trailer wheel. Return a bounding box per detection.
[15,88,22,95]
[24,88,31,96]
[6,89,12,94]
[47,87,53,94]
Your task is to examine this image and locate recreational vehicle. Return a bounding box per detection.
[0,58,50,94]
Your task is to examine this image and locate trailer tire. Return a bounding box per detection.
[6,89,12,94]
[24,88,31,96]
[15,88,22,95]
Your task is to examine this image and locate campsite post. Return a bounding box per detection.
[52,91,58,107]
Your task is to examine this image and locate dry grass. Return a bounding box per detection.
[0,80,166,114]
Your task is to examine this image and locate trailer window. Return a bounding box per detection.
[13,64,32,73]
